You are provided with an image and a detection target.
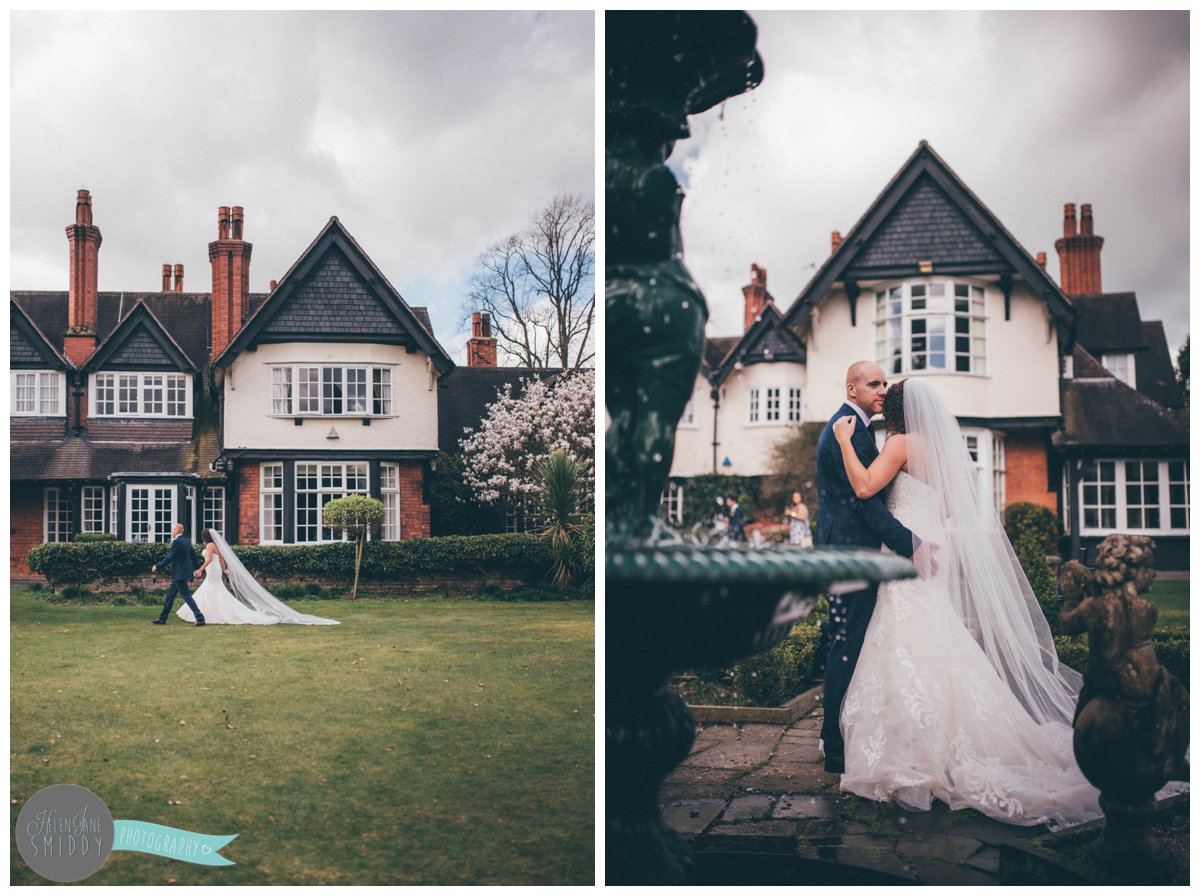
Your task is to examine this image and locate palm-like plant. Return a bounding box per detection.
[533,450,589,587]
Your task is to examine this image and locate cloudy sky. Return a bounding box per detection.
[10,11,594,363]
[670,10,1189,357]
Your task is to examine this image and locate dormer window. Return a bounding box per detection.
[270,365,394,417]
[1100,352,1136,388]
[875,280,987,375]
[12,371,65,416]
[91,372,191,418]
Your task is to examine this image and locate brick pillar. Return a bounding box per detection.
[398,461,430,538]
[237,464,260,545]
[742,263,769,332]
[1004,432,1056,513]
[162,264,173,292]
[64,188,101,363]
[209,206,253,360]
[1054,202,1104,296]
[174,263,184,292]
[466,312,498,367]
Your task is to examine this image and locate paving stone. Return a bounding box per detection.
[773,794,837,820]
[967,845,1000,874]
[947,814,1037,846]
[906,856,997,886]
[685,725,781,771]
[876,801,960,836]
[705,819,799,841]
[723,794,775,821]
[896,833,984,864]
[662,798,726,835]
[661,765,742,796]
[818,844,918,881]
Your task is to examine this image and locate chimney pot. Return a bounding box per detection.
[270,279,277,291]
[1062,203,1077,237]
[231,206,245,240]
[1080,203,1094,236]
[162,264,172,292]
[481,312,491,338]
[218,207,231,240]
[831,231,843,253]
[76,189,93,226]
[1036,251,1047,270]
[174,263,184,292]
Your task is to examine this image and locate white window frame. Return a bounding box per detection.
[960,427,1004,516]
[127,485,175,543]
[81,485,106,534]
[678,396,697,429]
[294,461,370,544]
[45,487,71,542]
[260,463,285,544]
[203,487,226,537]
[1078,459,1189,536]
[380,463,401,541]
[786,387,802,423]
[269,365,397,418]
[747,388,760,424]
[1100,352,1137,388]
[91,372,192,419]
[660,480,684,525]
[12,371,66,416]
[875,279,988,376]
[748,385,798,426]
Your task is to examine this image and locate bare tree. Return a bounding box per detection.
[468,194,594,369]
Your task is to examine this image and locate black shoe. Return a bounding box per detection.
[193,620,206,627]
[151,618,167,625]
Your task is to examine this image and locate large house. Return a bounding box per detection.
[11,191,536,577]
[668,142,1188,567]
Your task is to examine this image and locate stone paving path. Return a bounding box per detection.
[659,707,1047,885]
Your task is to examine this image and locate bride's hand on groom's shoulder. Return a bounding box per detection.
[834,415,856,443]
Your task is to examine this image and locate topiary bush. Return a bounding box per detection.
[1005,502,1060,557]
[75,533,118,543]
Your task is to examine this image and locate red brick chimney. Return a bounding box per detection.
[1036,251,1047,271]
[64,189,102,364]
[1054,202,1104,295]
[209,205,253,359]
[174,264,184,292]
[742,263,770,333]
[162,264,172,292]
[467,312,497,367]
[831,231,843,254]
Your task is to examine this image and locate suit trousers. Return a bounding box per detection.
[158,576,205,623]
[819,583,878,755]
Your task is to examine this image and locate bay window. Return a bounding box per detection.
[13,371,65,416]
[270,365,396,417]
[93,372,191,418]
[875,280,987,375]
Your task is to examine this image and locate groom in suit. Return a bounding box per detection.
[150,523,205,626]
[814,361,928,773]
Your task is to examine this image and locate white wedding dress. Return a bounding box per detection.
[840,471,1102,827]
[177,560,279,625]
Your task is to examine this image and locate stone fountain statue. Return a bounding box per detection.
[1058,534,1189,871]
[605,11,916,884]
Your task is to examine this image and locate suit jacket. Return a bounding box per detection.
[727,504,746,542]
[814,402,917,558]
[156,535,198,581]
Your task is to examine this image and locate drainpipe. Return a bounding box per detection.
[710,386,720,474]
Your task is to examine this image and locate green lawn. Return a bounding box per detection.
[11,590,594,885]
[1146,578,1189,632]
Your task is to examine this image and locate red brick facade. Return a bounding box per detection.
[397,460,430,538]
[742,263,769,332]
[1054,202,1104,296]
[11,484,44,578]
[466,311,497,368]
[209,206,253,360]
[238,463,260,545]
[1004,431,1056,514]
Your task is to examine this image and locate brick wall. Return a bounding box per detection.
[1005,431,1056,513]
[11,484,44,579]
[87,420,193,441]
[238,463,260,545]
[398,461,430,538]
[12,419,67,441]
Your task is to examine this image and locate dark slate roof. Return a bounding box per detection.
[11,301,69,369]
[703,336,739,371]
[709,305,807,387]
[436,366,559,452]
[1136,321,1185,408]
[11,291,234,371]
[217,217,452,372]
[783,141,1076,332]
[1055,345,1188,451]
[1069,293,1149,354]
[82,301,196,373]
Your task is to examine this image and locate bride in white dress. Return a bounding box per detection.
[831,378,1100,828]
[177,529,339,626]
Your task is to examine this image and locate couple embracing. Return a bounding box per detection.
[815,360,1100,828]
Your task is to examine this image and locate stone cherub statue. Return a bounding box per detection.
[1058,533,1188,867]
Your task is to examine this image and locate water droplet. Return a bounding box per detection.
[643,326,651,334]
[663,314,671,323]
[681,300,689,309]
[648,277,657,286]
[652,452,663,463]
[647,231,658,239]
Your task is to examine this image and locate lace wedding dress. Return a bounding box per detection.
[177,560,280,625]
[840,471,1101,827]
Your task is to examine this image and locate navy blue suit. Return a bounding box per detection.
[726,503,746,542]
[815,402,917,758]
[154,534,204,624]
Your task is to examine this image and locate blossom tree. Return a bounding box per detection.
[460,371,595,511]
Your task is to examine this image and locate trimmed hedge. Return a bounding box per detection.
[730,622,824,707]
[1005,502,1059,557]
[1054,632,1189,690]
[28,534,552,588]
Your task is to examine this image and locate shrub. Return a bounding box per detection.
[323,495,386,599]
[1053,635,1088,674]
[75,533,117,543]
[1014,532,1061,635]
[1005,503,1059,557]
[676,474,763,529]
[1053,632,1188,690]
[273,584,305,600]
[730,622,824,707]
[305,583,323,596]
[28,534,552,588]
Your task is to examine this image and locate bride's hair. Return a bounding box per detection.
[200,529,213,545]
[883,379,907,435]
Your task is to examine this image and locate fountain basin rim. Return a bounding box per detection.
[607,545,917,585]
